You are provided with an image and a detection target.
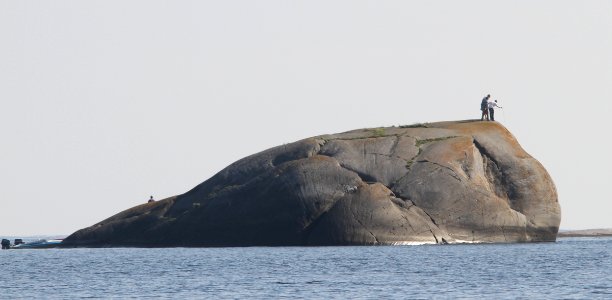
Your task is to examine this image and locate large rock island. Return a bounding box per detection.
[63,120,561,247]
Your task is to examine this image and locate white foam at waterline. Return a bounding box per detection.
[389,241,437,246]
[451,240,487,244]
[388,240,487,246]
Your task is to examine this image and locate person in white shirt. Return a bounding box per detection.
[487,100,502,121]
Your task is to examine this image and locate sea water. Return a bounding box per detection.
[0,237,610,299]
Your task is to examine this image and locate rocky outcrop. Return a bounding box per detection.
[63,120,561,247]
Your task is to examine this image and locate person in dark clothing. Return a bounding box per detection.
[487,99,502,121]
[148,196,155,203]
[481,94,490,121]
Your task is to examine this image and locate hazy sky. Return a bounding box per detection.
[1,1,611,236]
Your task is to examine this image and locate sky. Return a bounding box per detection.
[1,1,611,236]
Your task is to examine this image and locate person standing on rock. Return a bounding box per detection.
[148,196,155,203]
[487,99,502,121]
[481,94,490,121]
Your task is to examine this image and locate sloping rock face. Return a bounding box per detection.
[63,120,561,247]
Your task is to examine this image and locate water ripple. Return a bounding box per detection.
[0,238,610,298]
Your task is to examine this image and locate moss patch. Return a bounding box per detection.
[415,136,457,147]
[371,128,385,137]
[399,123,429,128]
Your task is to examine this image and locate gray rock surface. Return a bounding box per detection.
[63,120,561,247]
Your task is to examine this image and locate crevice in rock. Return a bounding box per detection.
[343,165,377,183]
[415,136,458,147]
[320,136,389,142]
[417,207,441,243]
[407,136,459,172]
[391,193,442,244]
[399,214,417,233]
[389,148,422,189]
[369,152,414,163]
[350,204,380,245]
[416,205,439,227]
[312,153,370,184]
[460,151,472,180]
[390,135,400,157]
[389,172,411,192]
[473,138,521,211]
[320,134,415,172]
[390,197,414,210]
[430,229,439,244]
[473,139,504,191]
[309,141,324,158]
[481,205,486,228]
[299,178,357,245]
[316,138,327,148]
[416,159,462,182]
[292,154,372,244]
[301,210,330,245]
[319,132,407,143]
[501,226,508,242]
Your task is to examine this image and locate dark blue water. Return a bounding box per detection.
[1,237,611,299]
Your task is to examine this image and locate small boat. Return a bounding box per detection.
[11,239,63,249]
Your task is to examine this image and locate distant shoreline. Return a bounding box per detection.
[557,229,612,238]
